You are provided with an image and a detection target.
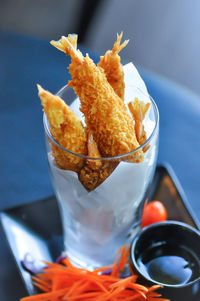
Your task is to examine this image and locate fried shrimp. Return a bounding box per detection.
[37,84,87,172]
[98,32,129,100]
[78,132,119,191]
[51,36,144,163]
[128,98,150,152]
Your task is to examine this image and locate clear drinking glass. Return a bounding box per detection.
[43,85,159,269]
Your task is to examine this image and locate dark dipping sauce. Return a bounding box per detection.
[137,243,200,286]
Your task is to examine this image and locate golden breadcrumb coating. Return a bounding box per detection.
[37,84,87,172]
[51,36,144,163]
[79,161,118,192]
[98,32,128,100]
[78,132,118,191]
[128,98,150,152]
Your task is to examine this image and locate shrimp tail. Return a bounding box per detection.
[98,32,128,100]
[128,98,150,151]
[112,32,129,54]
[50,34,84,63]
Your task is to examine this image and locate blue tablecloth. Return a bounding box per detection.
[0,31,200,300]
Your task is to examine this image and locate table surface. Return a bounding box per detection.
[0,31,200,300]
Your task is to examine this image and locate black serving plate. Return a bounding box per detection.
[0,163,200,297]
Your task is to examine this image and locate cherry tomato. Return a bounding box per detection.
[141,200,167,228]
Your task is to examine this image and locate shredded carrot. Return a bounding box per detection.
[93,265,113,274]
[111,245,129,277]
[20,245,170,301]
[32,282,49,293]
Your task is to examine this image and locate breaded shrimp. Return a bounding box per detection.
[98,32,129,100]
[51,36,144,163]
[37,84,87,172]
[79,132,118,191]
[128,98,150,152]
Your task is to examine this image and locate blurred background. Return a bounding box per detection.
[0,0,200,96]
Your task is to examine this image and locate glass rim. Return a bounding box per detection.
[43,86,159,161]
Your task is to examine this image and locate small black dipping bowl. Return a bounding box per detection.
[130,221,200,301]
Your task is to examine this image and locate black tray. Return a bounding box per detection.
[0,164,200,298]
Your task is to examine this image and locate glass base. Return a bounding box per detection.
[64,223,141,270]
